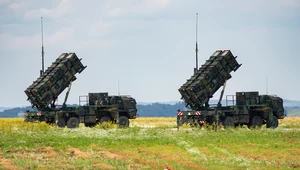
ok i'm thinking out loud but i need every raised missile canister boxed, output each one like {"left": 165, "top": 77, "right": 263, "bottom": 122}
{"left": 25, "top": 53, "right": 86, "bottom": 109}
{"left": 178, "top": 50, "right": 241, "bottom": 109}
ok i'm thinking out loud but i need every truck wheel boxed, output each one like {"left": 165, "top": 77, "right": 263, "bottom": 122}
{"left": 249, "top": 116, "right": 263, "bottom": 128}
{"left": 223, "top": 117, "right": 234, "bottom": 128}
{"left": 266, "top": 116, "right": 278, "bottom": 129}
{"left": 67, "top": 117, "right": 79, "bottom": 129}
{"left": 99, "top": 116, "right": 111, "bottom": 124}
{"left": 119, "top": 116, "right": 130, "bottom": 127}
{"left": 57, "top": 118, "right": 66, "bottom": 128}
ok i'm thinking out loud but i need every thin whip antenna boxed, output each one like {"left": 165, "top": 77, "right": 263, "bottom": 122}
{"left": 195, "top": 13, "right": 199, "bottom": 71}
{"left": 41, "top": 17, "right": 45, "bottom": 74}
{"left": 118, "top": 77, "right": 120, "bottom": 95}
{"left": 266, "top": 76, "right": 268, "bottom": 95}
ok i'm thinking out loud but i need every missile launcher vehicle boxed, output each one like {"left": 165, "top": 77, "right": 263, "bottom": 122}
{"left": 177, "top": 50, "right": 285, "bottom": 129}
{"left": 24, "top": 53, "right": 137, "bottom": 128}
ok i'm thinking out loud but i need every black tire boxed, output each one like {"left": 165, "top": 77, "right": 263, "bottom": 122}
{"left": 266, "top": 116, "right": 279, "bottom": 129}
{"left": 119, "top": 116, "right": 130, "bottom": 127}
{"left": 249, "top": 116, "right": 263, "bottom": 129}
{"left": 99, "top": 116, "right": 111, "bottom": 124}
{"left": 57, "top": 118, "right": 66, "bottom": 128}
{"left": 235, "top": 123, "right": 243, "bottom": 128}
{"left": 223, "top": 116, "right": 234, "bottom": 129}
{"left": 67, "top": 117, "right": 79, "bottom": 129}
{"left": 84, "top": 123, "right": 96, "bottom": 128}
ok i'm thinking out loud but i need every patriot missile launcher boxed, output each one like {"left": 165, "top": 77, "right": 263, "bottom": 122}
{"left": 177, "top": 50, "right": 284, "bottom": 129}
{"left": 24, "top": 53, "right": 137, "bottom": 128}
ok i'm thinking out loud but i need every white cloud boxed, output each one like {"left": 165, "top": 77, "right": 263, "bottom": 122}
{"left": 9, "top": 2, "right": 25, "bottom": 9}
{"left": 279, "top": 0, "right": 300, "bottom": 6}
{"left": 24, "top": 0, "right": 72, "bottom": 20}
{"left": 0, "top": 33, "right": 40, "bottom": 50}
{"left": 0, "top": 27, "right": 75, "bottom": 51}
{"left": 89, "top": 20, "right": 111, "bottom": 36}
{"left": 48, "top": 27, "right": 74, "bottom": 43}
{"left": 145, "top": 0, "right": 172, "bottom": 11}
{"left": 103, "top": 0, "right": 172, "bottom": 18}
{"left": 107, "top": 7, "right": 121, "bottom": 17}
{"left": 152, "top": 0, "right": 171, "bottom": 6}
{"left": 0, "top": 0, "right": 10, "bottom": 5}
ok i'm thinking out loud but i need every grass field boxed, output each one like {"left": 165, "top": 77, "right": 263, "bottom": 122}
{"left": 0, "top": 117, "right": 300, "bottom": 170}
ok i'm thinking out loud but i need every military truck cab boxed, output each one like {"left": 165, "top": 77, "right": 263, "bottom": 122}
{"left": 79, "top": 92, "right": 138, "bottom": 127}
{"left": 235, "top": 92, "right": 284, "bottom": 128}
{"left": 259, "top": 95, "right": 285, "bottom": 119}
{"left": 109, "top": 95, "right": 137, "bottom": 119}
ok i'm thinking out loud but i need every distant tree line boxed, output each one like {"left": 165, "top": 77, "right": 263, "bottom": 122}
{"left": 0, "top": 103, "right": 299, "bottom": 118}
{"left": 284, "top": 107, "right": 300, "bottom": 117}
{"left": 136, "top": 102, "right": 186, "bottom": 117}
{"left": 0, "top": 106, "right": 34, "bottom": 118}
{"left": 0, "top": 102, "right": 186, "bottom": 118}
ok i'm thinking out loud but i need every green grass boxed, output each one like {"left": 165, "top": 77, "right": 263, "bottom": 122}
{"left": 0, "top": 118, "right": 300, "bottom": 169}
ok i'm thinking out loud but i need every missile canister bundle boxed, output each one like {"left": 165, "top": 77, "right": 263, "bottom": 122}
{"left": 25, "top": 53, "right": 86, "bottom": 109}
{"left": 178, "top": 50, "right": 241, "bottom": 109}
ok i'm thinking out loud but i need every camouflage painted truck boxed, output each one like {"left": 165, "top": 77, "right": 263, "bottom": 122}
{"left": 177, "top": 50, "right": 285, "bottom": 129}
{"left": 24, "top": 53, "right": 137, "bottom": 128}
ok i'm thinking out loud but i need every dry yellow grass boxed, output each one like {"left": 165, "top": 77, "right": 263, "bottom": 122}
{"left": 280, "top": 117, "right": 300, "bottom": 123}
{"left": 133, "top": 117, "right": 176, "bottom": 123}
{"left": 0, "top": 118, "right": 53, "bottom": 132}
{"left": 130, "top": 117, "right": 177, "bottom": 128}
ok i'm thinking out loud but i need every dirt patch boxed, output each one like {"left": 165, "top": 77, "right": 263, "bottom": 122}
{"left": 142, "top": 147, "right": 207, "bottom": 169}
{"left": 289, "top": 163, "right": 300, "bottom": 169}
{"left": 67, "top": 147, "right": 90, "bottom": 158}
{"left": 56, "top": 162, "right": 77, "bottom": 169}
{"left": 117, "top": 149, "right": 156, "bottom": 164}
{"left": 239, "top": 153, "right": 275, "bottom": 163}
{"left": 128, "top": 163, "right": 144, "bottom": 169}
{"left": 92, "top": 162, "right": 115, "bottom": 169}
{"left": 97, "top": 149, "right": 119, "bottom": 159}
{"left": 6, "top": 147, "right": 58, "bottom": 160}
{"left": 0, "top": 159, "right": 21, "bottom": 170}
{"left": 6, "top": 149, "right": 26, "bottom": 154}
{"left": 37, "top": 146, "right": 58, "bottom": 159}
{"left": 0, "top": 151, "right": 21, "bottom": 170}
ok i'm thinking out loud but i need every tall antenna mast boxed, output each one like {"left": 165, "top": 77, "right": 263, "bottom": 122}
{"left": 41, "top": 17, "right": 45, "bottom": 76}
{"left": 195, "top": 13, "right": 199, "bottom": 73}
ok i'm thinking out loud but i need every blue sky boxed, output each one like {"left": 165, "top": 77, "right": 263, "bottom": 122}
{"left": 0, "top": 0, "right": 300, "bottom": 107}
